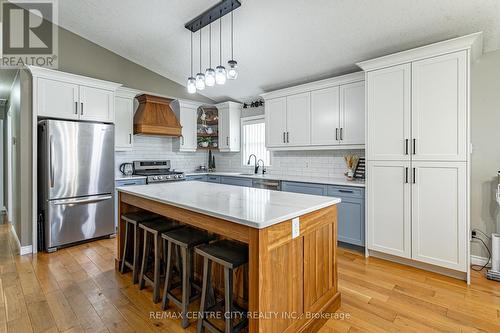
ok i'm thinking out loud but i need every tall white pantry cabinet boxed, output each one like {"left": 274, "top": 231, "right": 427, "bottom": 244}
{"left": 358, "top": 33, "right": 483, "bottom": 281}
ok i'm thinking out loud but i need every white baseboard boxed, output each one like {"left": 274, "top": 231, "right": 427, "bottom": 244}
{"left": 470, "top": 254, "right": 491, "bottom": 267}
{"left": 9, "top": 224, "right": 33, "bottom": 256}
{"left": 20, "top": 245, "right": 33, "bottom": 256}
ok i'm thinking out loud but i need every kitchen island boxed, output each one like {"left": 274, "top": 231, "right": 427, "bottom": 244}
{"left": 117, "top": 181, "right": 341, "bottom": 333}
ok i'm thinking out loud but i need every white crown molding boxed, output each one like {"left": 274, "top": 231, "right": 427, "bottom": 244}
{"left": 260, "top": 71, "right": 365, "bottom": 100}
{"left": 115, "top": 86, "right": 141, "bottom": 99}
{"left": 173, "top": 99, "right": 205, "bottom": 109}
{"left": 25, "top": 65, "right": 122, "bottom": 91}
{"left": 357, "top": 32, "right": 483, "bottom": 71}
{"left": 215, "top": 101, "right": 243, "bottom": 109}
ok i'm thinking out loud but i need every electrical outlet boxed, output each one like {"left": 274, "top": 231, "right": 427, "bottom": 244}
{"left": 292, "top": 218, "right": 300, "bottom": 239}
{"left": 472, "top": 230, "right": 477, "bottom": 237}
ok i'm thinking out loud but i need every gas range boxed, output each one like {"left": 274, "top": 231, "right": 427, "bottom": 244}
{"left": 132, "top": 160, "right": 185, "bottom": 184}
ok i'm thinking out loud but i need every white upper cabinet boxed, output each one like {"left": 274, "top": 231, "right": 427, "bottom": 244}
{"left": 311, "top": 87, "right": 340, "bottom": 145}
{"left": 37, "top": 78, "right": 79, "bottom": 120}
{"left": 340, "top": 81, "right": 365, "bottom": 145}
{"left": 411, "top": 162, "right": 466, "bottom": 271}
{"left": 171, "top": 99, "right": 201, "bottom": 152}
{"left": 217, "top": 102, "right": 242, "bottom": 152}
{"left": 262, "top": 72, "right": 365, "bottom": 150}
{"left": 366, "top": 64, "right": 411, "bottom": 161}
{"left": 79, "top": 86, "right": 114, "bottom": 122}
{"left": 411, "top": 51, "right": 467, "bottom": 161}
{"left": 265, "top": 97, "right": 287, "bottom": 147}
{"left": 286, "top": 92, "right": 311, "bottom": 146}
{"left": 115, "top": 88, "right": 139, "bottom": 151}
{"left": 30, "top": 66, "right": 121, "bottom": 123}
{"left": 367, "top": 161, "right": 411, "bottom": 258}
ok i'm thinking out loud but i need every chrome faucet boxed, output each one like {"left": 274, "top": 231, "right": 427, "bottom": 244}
{"left": 257, "top": 159, "right": 266, "bottom": 174}
{"left": 247, "top": 154, "right": 259, "bottom": 174}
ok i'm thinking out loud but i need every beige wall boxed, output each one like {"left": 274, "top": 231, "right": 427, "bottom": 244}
{"left": 470, "top": 49, "right": 500, "bottom": 258}
{"left": 57, "top": 27, "right": 213, "bottom": 104}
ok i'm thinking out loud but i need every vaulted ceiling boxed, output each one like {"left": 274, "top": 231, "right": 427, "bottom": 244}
{"left": 31, "top": 1, "right": 500, "bottom": 102}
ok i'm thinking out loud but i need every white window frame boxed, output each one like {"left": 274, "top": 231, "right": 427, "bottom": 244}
{"left": 240, "top": 115, "right": 271, "bottom": 167}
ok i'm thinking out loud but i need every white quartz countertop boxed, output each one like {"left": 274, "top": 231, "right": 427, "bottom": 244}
{"left": 115, "top": 175, "right": 147, "bottom": 181}
{"left": 117, "top": 181, "right": 341, "bottom": 229}
{"left": 185, "top": 172, "right": 365, "bottom": 188}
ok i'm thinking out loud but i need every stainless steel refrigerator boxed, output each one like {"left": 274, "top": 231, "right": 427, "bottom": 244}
{"left": 38, "top": 119, "right": 115, "bottom": 252}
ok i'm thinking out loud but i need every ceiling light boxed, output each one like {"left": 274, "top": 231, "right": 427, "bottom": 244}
{"left": 187, "top": 32, "right": 196, "bottom": 94}
{"left": 205, "top": 23, "right": 215, "bottom": 87}
{"left": 227, "top": 10, "right": 238, "bottom": 80}
{"left": 215, "top": 16, "right": 226, "bottom": 85}
{"left": 195, "top": 30, "right": 205, "bottom": 90}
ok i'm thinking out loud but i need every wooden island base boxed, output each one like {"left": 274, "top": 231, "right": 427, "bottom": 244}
{"left": 118, "top": 192, "right": 340, "bottom": 333}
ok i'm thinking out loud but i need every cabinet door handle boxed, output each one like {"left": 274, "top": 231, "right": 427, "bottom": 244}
{"left": 336, "top": 128, "right": 339, "bottom": 141}
{"left": 75, "top": 102, "right": 78, "bottom": 115}
{"left": 340, "top": 128, "right": 343, "bottom": 140}
{"left": 412, "top": 167, "right": 416, "bottom": 184}
{"left": 81, "top": 102, "right": 84, "bottom": 115}
{"left": 405, "top": 167, "right": 408, "bottom": 183}
{"left": 226, "top": 136, "right": 229, "bottom": 146}
{"left": 286, "top": 132, "right": 289, "bottom": 143}
{"left": 405, "top": 139, "right": 409, "bottom": 155}
{"left": 181, "top": 135, "right": 184, "bottom": 146}
{"left": 412, "top": 138, "right": 416, "bottom": 155}
{"left": 129, "top": 134, "right": 132, "bottom": 144}
{"left": 283, "top": 132, "right": 286, "bottom": 143}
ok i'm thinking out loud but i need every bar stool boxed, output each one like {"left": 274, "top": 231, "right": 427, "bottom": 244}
{"left": 161, "top": 227, "right": 216, "bottom": 328}
{"left": 196, "top": 239, "right": 249, "bottom": 333}
{"left": 120, "top": 211, "right": 161, "bottom": 284}
{"left": 138, "top": 218, "right": 181, "bottom": 303}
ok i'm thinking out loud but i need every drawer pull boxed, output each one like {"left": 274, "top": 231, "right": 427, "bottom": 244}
{"left": 338, "top": 189, "right": 354, "bottom": 193}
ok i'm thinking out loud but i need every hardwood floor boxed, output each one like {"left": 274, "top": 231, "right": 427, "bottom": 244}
{"left": 0, "top": 223, "right": 499, "bottom": 333}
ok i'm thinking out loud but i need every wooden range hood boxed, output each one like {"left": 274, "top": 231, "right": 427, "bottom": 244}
{"left": 133, "top": 94, "right": 182, "bottom": 136}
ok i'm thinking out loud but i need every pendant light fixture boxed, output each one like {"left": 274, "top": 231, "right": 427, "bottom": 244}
{"left": 195, "top": 30, "right": 206, "bottom": 90}
{"left": 185, "top": 0, "right": 241, "bottom": 91}
{"left": 227, "top": 8, "right": 238, "bottom": 80}
{"left": 186, "top": 31, "right": 196, "bottom": 94}
{"left": 215, "top": 13, "right": 227, "bottom": 85}
{"left": 204, "top": 23, "right": 216, "bottom": 87}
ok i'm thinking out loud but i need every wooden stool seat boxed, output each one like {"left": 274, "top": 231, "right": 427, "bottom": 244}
{"left": 161, "top": 227, "right": 216, "bottom": 328}
{"left": 196, "top": 240, "right": 249, "bottom": 333}
{"left": 139, "top": 218, "right": 182, "bottom": 303}
{"left": 120, "top": 211, "right": 163, "bottom": 283}
{"left": 195, "top": 239, "right": 249, "bottom": 270}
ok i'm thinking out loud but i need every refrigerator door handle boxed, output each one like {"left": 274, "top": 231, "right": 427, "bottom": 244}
{"left": 49, "top": 135, "right": 54, "bottom": 188}
{"left": 52, "top": 194, "right": 113, "bottom": 206}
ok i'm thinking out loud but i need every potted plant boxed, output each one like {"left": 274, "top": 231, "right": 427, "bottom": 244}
{"left": 198, "top": 137, "right": 212, "bottom": 148}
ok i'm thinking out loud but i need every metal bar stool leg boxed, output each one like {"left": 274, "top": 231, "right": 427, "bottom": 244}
{"left": 181, "top": 246, "right": 191, "bottom": 328}
{"left": 132, "top": 224, "right": 142, "bottom": 284}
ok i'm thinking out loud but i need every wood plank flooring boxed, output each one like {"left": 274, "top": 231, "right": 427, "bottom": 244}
{"left": 0, "top": 223, "right": 499, "bottom": 333}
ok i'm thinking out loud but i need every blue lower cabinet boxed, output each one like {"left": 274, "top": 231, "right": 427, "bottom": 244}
{"left": 186, "top": 175, "right": 208, "bottom": 181}
{"left": 220, "top": 176, "right": 254, "bottom": 187}
{"left": 327, "top": 185, "right": 365, "bottom": 247}
{"left": 280, "top": 181, "right": 327, "bottom": 196}
{"left": 115, "top": 178, "right": 147, "bottom": 232}
{"left": 206, "top": 175, "right": 221, "bottom": 183}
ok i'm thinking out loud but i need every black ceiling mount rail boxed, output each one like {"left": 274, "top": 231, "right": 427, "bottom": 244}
{"left": 184, "top": 0, "right": 241, "bottom": 33}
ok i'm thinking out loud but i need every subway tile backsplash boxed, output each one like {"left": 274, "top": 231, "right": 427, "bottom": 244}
{"left": 115, "top": 136, "right": 207, "bottom": 176}
{"left": 116, "top": 135, "right": 364, "bottom": 180}
{"left": 214, "top": 149, "right": 365, "bottom": 178}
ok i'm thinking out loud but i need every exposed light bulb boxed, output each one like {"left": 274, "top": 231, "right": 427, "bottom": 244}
{"left": 205, "top": 68, "right": 216, "bottom": 87}
{"left": 227, "top": 60, "right": 238, "bottom": 80}
{"left": 187, "top": 77, "right": 196, "bottom": 94}
{"left": 195, "top": 73, "right": 206, "bottom": 90}
{"left": 215, "top": 65, "right": 226, "bottom": 85}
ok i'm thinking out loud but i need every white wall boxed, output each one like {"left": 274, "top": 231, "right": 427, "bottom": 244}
{"left": 470, "top": 49, "right": 500, "bottom": 258}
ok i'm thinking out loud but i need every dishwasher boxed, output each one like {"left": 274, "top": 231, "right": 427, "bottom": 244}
{"left": 253, "top": 179, "right": 281, "bottom": 191}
